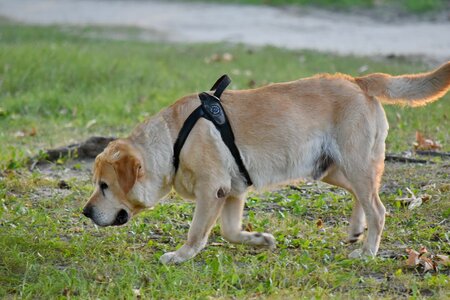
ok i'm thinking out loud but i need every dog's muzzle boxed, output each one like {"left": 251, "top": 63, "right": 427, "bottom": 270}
{"left": 82, "top": 206, "right": 129, "bottom": 226}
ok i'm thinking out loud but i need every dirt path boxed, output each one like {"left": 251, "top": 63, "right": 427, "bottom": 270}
{"left": 1, "top": 0, "right": 450, "bottom": 60}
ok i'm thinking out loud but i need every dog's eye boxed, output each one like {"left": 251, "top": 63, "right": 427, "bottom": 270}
{"left": 100, "top": 182, "right": 108, "bottom": 190}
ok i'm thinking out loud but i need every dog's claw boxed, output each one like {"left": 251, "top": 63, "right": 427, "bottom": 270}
{"left": 160, "top": 251, "right": 183, "bottom": 264}
{"left": 262, "top": 233, "right": 276, "bottom": 250}
{"left": 348, "top": 248, "right": 376, "bottom": 259}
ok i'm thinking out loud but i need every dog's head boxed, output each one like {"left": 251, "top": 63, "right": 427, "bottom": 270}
{"left": 82, "top": 139, "right": 147, "bottom": 227}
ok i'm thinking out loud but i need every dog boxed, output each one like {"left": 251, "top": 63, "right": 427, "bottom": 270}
{"left": 83, "top": 62, "right": 450, "bottom": 264}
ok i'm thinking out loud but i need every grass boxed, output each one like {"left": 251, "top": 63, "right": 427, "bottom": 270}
{"left": 187, "top": 0, "right": 448, "bottom": 13}
{"left": 0, "top": 22, "right": 449, "bottom": 299}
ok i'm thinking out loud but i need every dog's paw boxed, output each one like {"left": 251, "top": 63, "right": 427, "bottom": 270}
{"left": 348, "top": 248, "right": 376, "bottom": 259}
{"left": 345, "top": 232, "right": 364, "bottom": 244}
{"left": 159, "top": 251, "right": 186, "bottom": 264}
{"left": 260, "top": 233, "right": 276, "bottom": 250}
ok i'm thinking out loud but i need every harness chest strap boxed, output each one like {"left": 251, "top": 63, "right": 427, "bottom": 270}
{"left": 172, "top": 75, "right": 253, "bottom": 186}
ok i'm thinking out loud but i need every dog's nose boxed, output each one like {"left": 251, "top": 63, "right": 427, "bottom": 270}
{"left": 113, "top": 209, "right": 129, "bottom": 226}
{"left": 82, "top": 205, "right": 94, "bottom": 219}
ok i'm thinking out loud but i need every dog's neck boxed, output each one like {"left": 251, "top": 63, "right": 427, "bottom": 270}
{"left": 128, "top": 113, "right": 175, "bottom": 207}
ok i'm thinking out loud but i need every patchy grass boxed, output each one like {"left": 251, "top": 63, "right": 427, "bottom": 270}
{"left": 1, "top": 161, "right": 449, "bottom": 299}
{"left": 185, "top": 0, "right": 448, "bottom": 14}
{"left": 0, "top": 22, "right": 449, "bottom": 299}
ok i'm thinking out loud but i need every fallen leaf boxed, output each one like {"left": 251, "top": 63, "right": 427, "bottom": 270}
{"left": 408, "top": 197, "right": 422, "bottom": 210}
{"left": 358, "top": 64, "right": 369, "bottom": 73}
{"left": 245, "top": 223, "right": 253, "bottom": 232}
{"left": 14, "top": 127, "right": 37, "bottom": 138}
{"left": 210, "top": 242, "right": 226, "bottom": 247}
{"left": 248, "top": 79, "right": 256, "bottom": 88}
{"left": 421, "top": 194, "right": 431, "bottom": 203}
{"left": 71, "top": 227, "right": 82, "bottom": 233}
{"left": 406, "top": 248, "right": 420, "bottom": 267}
{"left": 396, "top": 188, "right": 430, "bottom": 210}
{"left": 405, "top": 247, "right": 448, "bottom": 273}
{"left": 421, "top": 257, "right": 437, "bottom": 272}
{"left": 316, "top": 219, "right": 324, "bottom": 229}
{"left": 222, "top": 52, "right": 233, "bottom": 62}
{"left": 204, "top": 53, "right": 234, "bottom": 64}
{"left": 85, "top": 119, "right": 97, "bottom": 129}
{"left": 435, "top": 254, "right": 450, "bottom": 266}
{"left": 132, "top": 288, "right": 141, "bottom": 299}
{"left": 29, "top": 127, "right": 37, "bottom": 136}
{"left": 419, "top": 246, "right": 428, "bottom": 256}
{"left": 414, "top": 131, "right": 442, "bottom": 151}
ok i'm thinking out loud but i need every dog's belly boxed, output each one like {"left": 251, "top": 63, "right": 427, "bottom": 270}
{"left": 241, "top": 132, "right": 338, "bottom": 189}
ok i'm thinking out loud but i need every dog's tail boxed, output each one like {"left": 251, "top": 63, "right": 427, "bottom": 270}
{"left": 355, "top": 61, "right": 450, "bottom": 107}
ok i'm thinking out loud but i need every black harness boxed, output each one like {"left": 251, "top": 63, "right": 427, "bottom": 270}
{"left": 173, "top": 75, "right": 253, "bottom": 186}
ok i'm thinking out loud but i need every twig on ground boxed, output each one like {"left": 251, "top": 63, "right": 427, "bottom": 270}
{"left": 415, "top": 151, "right": 450, "bottom": 158}
{"left": 385, "top": 154, "right": 432, "bottom": 164}
{"left": 32, "top": 136, "right": 116, "bottom": 168}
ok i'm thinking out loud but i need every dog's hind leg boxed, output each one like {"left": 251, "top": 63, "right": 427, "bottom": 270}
{"left": 220, "top": 194, "right": 276, "bottom": 249}
{"left": 322, "top": 167, "right": 366, "bottom": 243}
{"left": 159, "top": 194, "right": 225, "bottom": 264}
{"left": 346, "top": 162, "right": 386, "bottom": 258}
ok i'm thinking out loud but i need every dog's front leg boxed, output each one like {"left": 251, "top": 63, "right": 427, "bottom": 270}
{"left": 160, "top": 195, "right": 225, "bottom": 264}
{"left": 221, "top": 194, "right": 276, "bottom": 249}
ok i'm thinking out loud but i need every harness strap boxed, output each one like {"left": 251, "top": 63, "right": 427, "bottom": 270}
{"left": 172, "top": 75, "right": 253, "bottom": 186}
{"left": 210, "top": 74, "right": 231, "bottom": 98}
{"left": 199, "top": 92, "right": 253, "bottom": 186}
{"left": 173, "top": 106, "right": 204, "bottom": 172}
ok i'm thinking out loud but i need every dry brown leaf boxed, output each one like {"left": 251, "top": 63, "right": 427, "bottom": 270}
{"left": 421, "top": 257, "right": 437, "bottom": 272}
{"left": 421, "top": 194, "right": 431, "bottom": 203}
{"left": 245, "top": 223, "right": 253, "bottom": 232}
{"left": 29, "top": 127, "right": 37, "bottom": 136}
{"left": 396, "top": 188, "right": 431, "bottom": 210}
{"left": 405, "top": 247, "right": 449, "bottom": 273}
{"left": 204, "top": 53, "right": 234, "bottom": 64}
{"left": 248, "top": 79, "right": 256, "bottom": 88}
{"left": 414, "top": 131, "right": 442, "bottom": 151}
{"left": 435, "top": 255, "right": 450, "bottom": 266}
{"left": 406, "top": 248, "right": 420, "bottom": 267}
{"left": 316, "top": 219, "right": 324, "bottom": 229}
{"left": 222, "top": 52, "right": 233, "bottom": 62}
{"left": 14, "top": 127, "right": 37, "bottom": 138}
{"left": 419, "top": 246, "right": 428, "bottom": 257}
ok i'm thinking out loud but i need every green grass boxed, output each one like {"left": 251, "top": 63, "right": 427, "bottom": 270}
{"left": 0, "top": 22, "right": 449, "bottom": 299}
{"left": 188, "top": 0, "right": 447, "bottom": 13}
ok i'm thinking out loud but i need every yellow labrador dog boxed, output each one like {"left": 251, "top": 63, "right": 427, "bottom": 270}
{"left": 83, "top": 62, "right": 450, "bottom": 264}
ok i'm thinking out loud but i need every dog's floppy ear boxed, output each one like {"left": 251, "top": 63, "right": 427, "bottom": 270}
{"left": 113, "top": 153, "right": 144, "bottom": 195}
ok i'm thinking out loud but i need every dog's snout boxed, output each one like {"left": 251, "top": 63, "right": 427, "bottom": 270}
{"left": 82, "top": 205, "right": 94, "bottom": 219}
{"left": 112, "top": 209, "right": 129, "bottom": 226}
